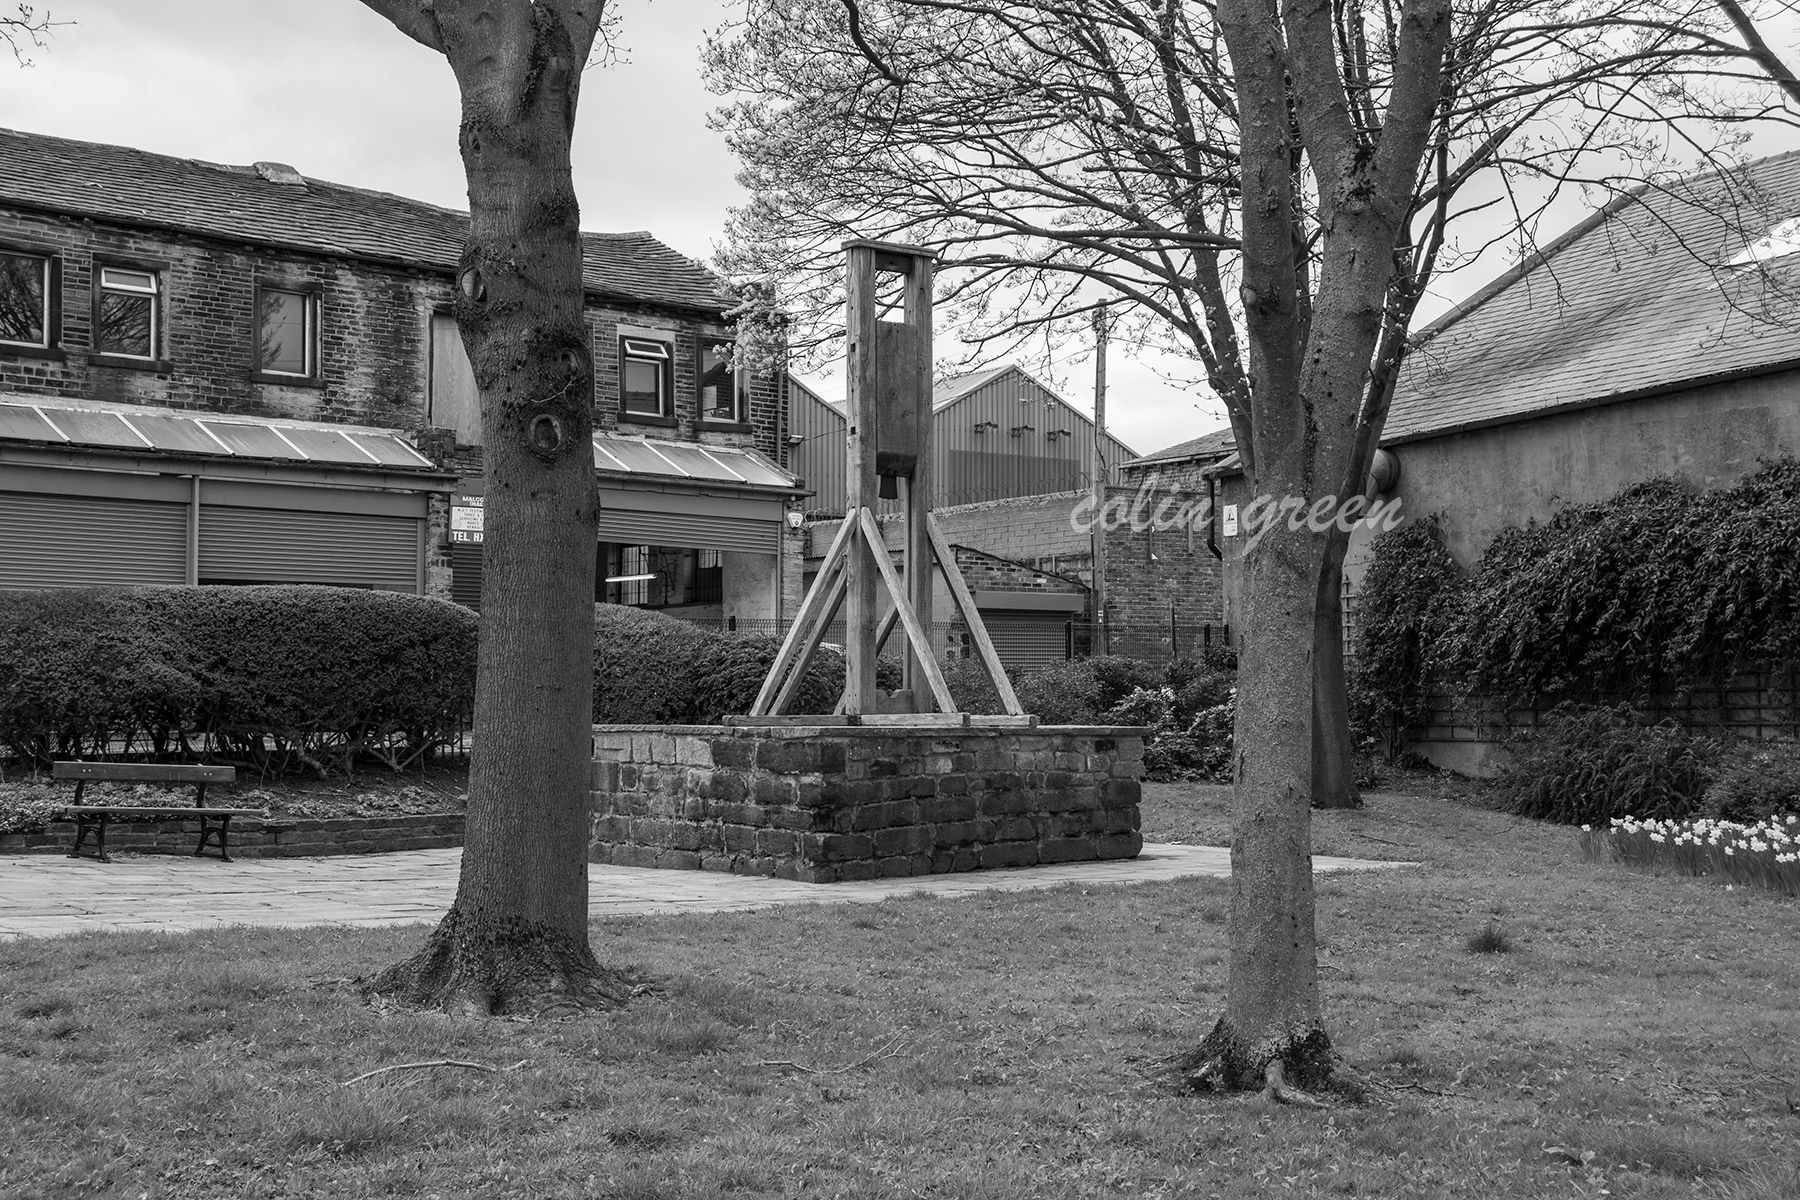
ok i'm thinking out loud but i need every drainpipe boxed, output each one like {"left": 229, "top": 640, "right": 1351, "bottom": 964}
{"left": 1205, "top": 473, "right": 1222, "bottom": 560}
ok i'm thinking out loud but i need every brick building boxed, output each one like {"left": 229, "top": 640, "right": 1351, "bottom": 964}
{"left": 0, "top": 127, "right": 803, "bottom": 620}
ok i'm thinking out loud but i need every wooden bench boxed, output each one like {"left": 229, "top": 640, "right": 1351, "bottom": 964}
{"left": 52, "top": 762, "right": 261, "bottom": 863}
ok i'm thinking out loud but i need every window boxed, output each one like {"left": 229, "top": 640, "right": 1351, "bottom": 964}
{"left": 95, "top": 266, "right": 159, "bottom": 359}
{"left": 255, "top": 284, "right": 319, "bottom": 379}
{"left": 0, "top": 250, "right": 50, "bottom": 348}
{"left": 600, "top": 545, "right": 719, "bottom": 607}
{"left": 620, "top": 336, "right": 672, "bottom": 418}
{"left": 699, "top": 338, "right": 746, "bottom": 424}
{"left": 428, "top": 312, "right": 482, "bottom": 445}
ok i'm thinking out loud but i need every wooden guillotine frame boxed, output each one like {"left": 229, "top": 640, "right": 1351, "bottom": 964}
{"left": 750, "top": 240, "right": 1024, "bottom": 719}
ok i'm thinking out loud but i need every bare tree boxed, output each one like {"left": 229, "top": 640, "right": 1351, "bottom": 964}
{"left": 707, "top": 0, "right": 1796, "bottom": 1093}
{"left": 356, "top": 0, "right": 626, "bottom": 1015}
{"left": 2, "top": 4, "right": 62, "bottom": 65}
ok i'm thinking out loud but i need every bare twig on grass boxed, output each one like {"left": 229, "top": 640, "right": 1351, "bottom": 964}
{"left": 760, "top": 1034, "right": 907, "bottom": 1075}
{"left": 342, "top": 1058, "right": 527, "bottom": 1086}
{"left": 1375, "top": 1079, "right": 1462, "bottom": 1098}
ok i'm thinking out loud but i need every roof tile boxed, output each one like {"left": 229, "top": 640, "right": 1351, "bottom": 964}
{"left": 0, "top": 127, "right": 731, "bottom": 314}
{"left": 1388, "top": 151, "right": 1800, "bottom": 442}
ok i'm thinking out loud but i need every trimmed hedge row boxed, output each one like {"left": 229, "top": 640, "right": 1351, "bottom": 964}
{"left": 0, "top": 586, "right": 477, "bottom": 773}
{"left": 592, "top": 604, "right": 842, "bottom": 723}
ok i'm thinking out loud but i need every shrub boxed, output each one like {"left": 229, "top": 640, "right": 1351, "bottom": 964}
{"left": 690, "top": 635, "right": 841, "bottom": 721}
{"left": 0, "top": 590, "right": 197, "bottom": 764}
{"left": 1702, "top": 738, "right": 1800, "bottom": 823}
{"left": 593, "top": 604, "right": 717, "bottom": 724}
{"left": 0, "top": 586, "right": 477, "bottom": 773}
{"left": 1167, "top": 652, "right": 1237, "bottom": 725}
{"left": 1436, "top": 458, "right": 1800, "bottom": 707}
{"left": 170, "top": 587, "right": 476, "bottom": 772}
{"left": 594, "top": 606, "right": 846, "bottom": 723}
{"left": 941, "top": 657, "right": 1004, "bottom": 715}
{"left": 1106, "top": 686, "right": 1174, "bottom": 730}
{"left": 1105, "top": 684, "right": 1234, "bottom": 781}
{"left": 1350, "top": 516, "right": 1464, "bottom": 758}
{"left": 1015, "top": 659, "right": 1105, "bottom": 724}
{"left": 1085, "top": 656, "right": 1164, "bottom": 712}
{"left": 0, "top": 781, "right": 61, "bottom": 834}
{"left": 1492, "top": 703, "right": 1718, "bottom": 826}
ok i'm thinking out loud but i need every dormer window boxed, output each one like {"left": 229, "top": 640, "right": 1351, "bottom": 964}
{"left": 1726, "top": 217, "right": 1800, "bottom": 268}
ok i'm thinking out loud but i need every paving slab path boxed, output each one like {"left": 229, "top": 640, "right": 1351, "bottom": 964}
{"left": 0, "top": 843, "right": 1411, "bottom": 939}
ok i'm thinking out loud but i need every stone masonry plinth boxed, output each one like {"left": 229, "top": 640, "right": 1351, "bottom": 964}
{"left": 590, "top": 723, "right": 1145, "bottom": 883}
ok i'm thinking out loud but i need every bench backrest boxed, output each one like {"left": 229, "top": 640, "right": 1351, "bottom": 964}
{"left": 53, "top": 762, "right": 237, "bottom": 784}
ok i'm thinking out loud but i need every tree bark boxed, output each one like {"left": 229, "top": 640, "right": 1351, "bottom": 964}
{"left": 360, "top": 0, "right": 626, "bottom": 1015}
{"left": 1188, "top": 508, "right": 1336, "bottom": 1091}
{"left": 1312, "top": 538, "right": 1361, "bottom": 809}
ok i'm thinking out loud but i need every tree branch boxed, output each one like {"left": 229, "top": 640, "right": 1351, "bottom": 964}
{"left": 356, "top": 0, "right": 446, "bottom": 51}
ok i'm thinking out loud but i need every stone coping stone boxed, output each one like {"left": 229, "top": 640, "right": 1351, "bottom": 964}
{"left": 595, "top": 723, "right": 1151, "bottom": 739}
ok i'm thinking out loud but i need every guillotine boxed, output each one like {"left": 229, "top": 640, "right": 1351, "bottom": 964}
{"left": 750, "top": 240, "right": 1023, "bottom": 719}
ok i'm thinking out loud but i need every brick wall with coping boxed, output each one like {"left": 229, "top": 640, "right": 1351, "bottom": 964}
{"left": 590, "top": 723, "right": 1144, "bottom": 882}
{"left": 0, "top": 812, "right": 464, "bottom": 859}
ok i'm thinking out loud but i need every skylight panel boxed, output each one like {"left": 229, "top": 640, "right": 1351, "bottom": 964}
{"left": 1726, "top": 216, "right": 1800, "bottom": 267}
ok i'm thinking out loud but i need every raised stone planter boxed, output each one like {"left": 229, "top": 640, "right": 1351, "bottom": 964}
{"left": 590, "top": 722, "right": 1144, "bottom": 882}
{"left": 0, "top": 812, "right": 465, "bottom": 859}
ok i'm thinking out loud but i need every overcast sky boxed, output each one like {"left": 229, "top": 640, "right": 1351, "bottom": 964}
{"left": 4, "top": 2, "right": 1799, "bottom": 457}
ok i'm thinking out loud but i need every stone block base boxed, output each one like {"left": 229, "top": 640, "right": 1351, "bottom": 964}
{"left": 590, "top": 723, "right": 1144, "bottom": 882}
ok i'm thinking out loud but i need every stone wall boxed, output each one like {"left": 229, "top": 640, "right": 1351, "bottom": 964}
{"left": 0, "top": 206, "right": 436, "bottom": 425}
{"left": 0, "top": 812, "right": 464, "bottom": 859}
{"left": 591, "top": 723, "right": 1143, "bottom": 883}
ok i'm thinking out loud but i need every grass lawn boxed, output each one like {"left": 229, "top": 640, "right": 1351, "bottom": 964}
{"left": 3, "top": 781, "right": 1797, "bottom": 1199}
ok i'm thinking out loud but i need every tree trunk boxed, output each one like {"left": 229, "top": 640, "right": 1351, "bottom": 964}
{"left": 362, "top": 1, "right": 626, "bottom": 1015}
{"left": 1312, "top": 536, "right": 1361, "bottom": 809}
{"left": 1185, "top": 509, "right": 1336, "bottom": 1092}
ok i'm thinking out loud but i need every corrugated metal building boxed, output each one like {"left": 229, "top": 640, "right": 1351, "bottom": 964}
{"left": 789, "top": 363, "right": 1137, "bottom": 515}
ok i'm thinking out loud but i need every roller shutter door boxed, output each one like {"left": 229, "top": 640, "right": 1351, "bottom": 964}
{"left": 595, "top": 507, "right": 777, "bottom": 556}
{"left": 0, "top": 491, "right": 187, "bottom": 588}
{"left": 199, "top": 506, "right": 421, "bottom": 591}
{"left": 981, "top": 611, "right": 1072, "bottom": 672}
{"left": 449, "top": 542, "right": 483, "bottom": 609}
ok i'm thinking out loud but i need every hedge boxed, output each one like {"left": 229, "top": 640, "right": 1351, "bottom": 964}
{"left": 592, "top": 604, "right": 843, "bottom": 723}
{"left": 0, "top": 586, "right": 477, "bottom": 774}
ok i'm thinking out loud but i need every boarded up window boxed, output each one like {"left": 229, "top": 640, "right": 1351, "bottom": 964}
{"left": 429, "top": 314, "right": 481, "bottom": 445}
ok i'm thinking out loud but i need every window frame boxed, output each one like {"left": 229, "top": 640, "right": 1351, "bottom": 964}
{"left": 0, "top": 246, "right": 58, "bottom": 356}
{"left": 251, "top": 279, "right": 323, "bottom": 386}
{"left": 618, "top": 334, "right": 675, "bottom": 425}
{"left": 698, "top": 335, "right": 750, "bottom": 428}
{"left": 91, "top": 259, "right": 167, "bottom": 368}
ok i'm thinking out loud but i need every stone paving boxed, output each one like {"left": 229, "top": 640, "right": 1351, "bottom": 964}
{"left": 0, "top": 843, "right": 1411, "bottom": 940}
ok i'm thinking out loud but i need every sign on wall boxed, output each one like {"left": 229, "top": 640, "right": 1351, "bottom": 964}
{"left": 450, "top": 493, "right": 484, "bottom": 544}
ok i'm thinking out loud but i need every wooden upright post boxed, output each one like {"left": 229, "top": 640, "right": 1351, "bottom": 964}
{"left": 748, "top": 239, "right": 1024, "bottom": 721}
{"left": 844, "top": 239, "right": 935, "bottom": 714}
{"left": 1091, "top": 303, "right": 1109, "bottom": 656}
{"left": 901, "top": 263, "right": 935, "bottom": 705}
{"left": 844, "top": 245, "right": 882, "bottom": 714}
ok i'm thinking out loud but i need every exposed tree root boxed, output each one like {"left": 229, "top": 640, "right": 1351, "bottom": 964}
{"left": 361, "top": 903, "right": 636, "bottom": 1016}
{"left": 1263, "top": 1059, "right": 1324, "bottom": 1107}
{"left": 1178, "top": 1018, "right": 1363, "bottom": 1105}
